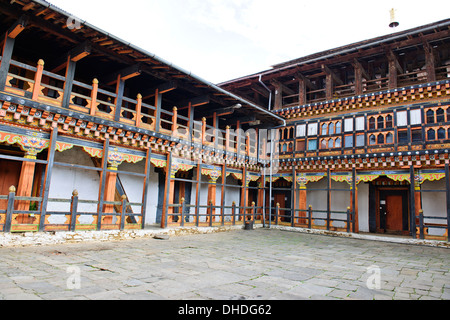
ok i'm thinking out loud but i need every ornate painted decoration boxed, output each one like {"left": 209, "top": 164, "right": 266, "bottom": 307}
{"left": 0, "top": 131, "right": 49, "bottom": 159}
{"left": 81, "top": 146, "right": 144, "bottom": 169}
{"left": 201, "top": 166, "right": 221, "bottom": 182}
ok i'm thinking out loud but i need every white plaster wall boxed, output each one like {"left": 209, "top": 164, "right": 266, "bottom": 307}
{"left": 421, "top": 179, "right": 447, "bottom": 236}
{"left": 357, "top": 183, "right": 369, "bottom": 232}
{"left": 48, "top": 147, "right": 100, "bottom": 224}
{"left": 118, "top": 161, "right": 159, "bottom": 225}
{"left": 304, "top": 178, "right": 370, "bottom": 231}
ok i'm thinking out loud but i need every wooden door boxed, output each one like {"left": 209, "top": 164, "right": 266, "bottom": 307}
{"left": 385, "top": 194, "right": 403, "bottom": 231}
{"left": 0, "top": 160, "right": 21, "bottom": 210}
{"left": 274, "top": 193, "right": 286, "bottom": 210}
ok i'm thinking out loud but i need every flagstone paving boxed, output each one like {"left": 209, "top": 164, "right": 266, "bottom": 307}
{"left": 0, "top": 229, "right": 448, "bottom": 300}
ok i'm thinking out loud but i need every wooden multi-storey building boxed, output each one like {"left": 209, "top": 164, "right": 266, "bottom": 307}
{"left": 0, "top": 0, "right": 284, "bottom": 233}
{"left": 220, "top": 18, "right": 450, "bottom": 241}
{"left": 0, "top": 0, "right": 448, "bottom": 242}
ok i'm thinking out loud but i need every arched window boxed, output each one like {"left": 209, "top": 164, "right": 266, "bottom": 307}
{"left": 377, "top": 134, "right": 384, "bottom": 144}
{"left": 386, "top": 133, "right": 393, "bottom": 144}
{"left": 321, "top": 139, "right": 328, "bottom": 149}
{"left": 321, "top": 123, "right": 328, "bottom": 136}
{"left": 438, "top": 128, "right": 446, "bottom": 140}
{"left": 369, "top": 134, "right": 376, "bottom": 145}
{"left": 288, "top": 142, "right": 293, "bottom": 152}
{"left": 436, "top": 108, "right": 445, "bottom": 123}
{"left": 377, "top": 116, "right": 384, "bottom": 129}
{"left": 329, "top": 123, "right": 335, "bottom": 135}
{"left": 282, "top": 143, "right": 287, "bottom": 152}
{"left": 335, "top": 138, "right": 341, "bottom": 148}
{"left": 334, "top": 122, "right": 340, "bottom": 134}
{"left": 328, "top": 139, "right": 334, "bottom": 149}
{"left": 426, "top": 110, "right": 435, "bottom": 124}
{"left": 369, "top": 117, "right": 376, "bottom": 130}
{"left": 386, "top": 115, "right": 393, "bottom": 128}
{"left": 427, "top": 129, "right": 436, "bottom": 140}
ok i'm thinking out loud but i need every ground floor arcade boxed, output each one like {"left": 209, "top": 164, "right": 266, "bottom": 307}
{"left": 0, "top": 126, "right": 449, "bottom": 242}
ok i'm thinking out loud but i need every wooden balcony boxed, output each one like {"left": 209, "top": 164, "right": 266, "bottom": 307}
{"left": 0, "top": 57, "right": 261, "bottom": 161}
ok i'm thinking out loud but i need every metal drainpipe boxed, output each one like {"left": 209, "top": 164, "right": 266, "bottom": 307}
{"left": 259, "top": 75, "right": 272, "bottom": 111}
{"left": 268, "top": 128, "right": 274, "bottom": 228}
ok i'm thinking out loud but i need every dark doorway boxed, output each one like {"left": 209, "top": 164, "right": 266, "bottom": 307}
{"left": 377, "top": 188, "right": 409, "bottom": 235}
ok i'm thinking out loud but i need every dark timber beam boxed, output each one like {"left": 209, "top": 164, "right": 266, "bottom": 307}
{"left": 51, "top": 41, "right": 92, "bottom": 73}
{"left": 387, "top": 50, "right": 402, "bottom": 89}
{"left": 104, "top": 64, "right": 142, "bottom": 86}
{"left": 6, "top": 15, "right": 28, "bottom": 39}
{"left": 141, "top": 81, "right": 177, "bottom": 99}
{"left": 423, "top": 40, "right": 436, "bottom": 82}
{"left": 353, "top": 59, "right": 369, "bottom": 95}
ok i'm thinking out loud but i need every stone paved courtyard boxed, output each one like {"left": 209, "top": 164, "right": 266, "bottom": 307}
{"left": 0, "top": 229, "right": 449, "bottom": 300}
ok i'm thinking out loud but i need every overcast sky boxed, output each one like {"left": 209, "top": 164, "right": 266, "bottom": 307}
{"left": 47, "top": 0, "right": 450, "bottom": 84}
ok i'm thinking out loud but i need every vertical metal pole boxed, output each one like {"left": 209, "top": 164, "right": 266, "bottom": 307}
{"left": 195, "top": 161, "right": 201, "bottom": 227}
{"left": 327, "top": 168, "right": 331, "bottom": 231}
{"left": 163, "top": 152, "right": 173, "bottom": 228}
{"left": 409, "top": 165, "right": 416, "bottom": 239}
{"left": 243, "top": 165, "right": 247, "bottom": 223}
{"left": 39, "top": 128, "right": 58, "bottom": 232}
{"left": 446, "top": 164, "right": 450, "bottom": 242}
{"left": 291, "top": 167, "right": 295, "bottom": 227}
{"left": 97, "top": 138, "right": 109, "bottom": 230}
{"left": 221, "top": 164, "right": 225, "bottom": 226}
{"left": 262, "top": 173, "right": 266, "bottom": 228}
{"left": 352, "top": 167, "right": 356, "bottom": 233}
{"left": 269, "top": 129, "right": 274, "bottom": 228}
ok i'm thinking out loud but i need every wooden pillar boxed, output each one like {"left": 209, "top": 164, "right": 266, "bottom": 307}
{"left": 140, "top": 147, "right": 152, "bottom": 229}
{"left": 414, "top": 176, "right": 422, "bottom": 236}
{"left": 225, "top": 126, "right": 230, "bottom": 152}
{"left": 325, "top": 72, "right": 333, "bottom": 100}
{"left": 201, "top": 117, "right": 206, "bottom": 144}
{"left": 257, "top": 177, "right": 265, "bottom": 221}
{"left": 135, "top": 94, "right": 142, "bottom": 127}
{"left": 0, "top": 35, "right": 15, "bottom": 91}
{"left": 97, "top": 139, "right": 110, "bottom": 230}
{"left": 32, "top": 59, "right": 45, "bottom": 100}
{"left": 350, "top": 185, "right": 359, "bottom": 233}
{"left": 298, "top": 78, "right": 306, "bottom": 105}
{"left": 240, "top": 166, "right": 248, "bottom": 221}
{"left": 89, "top": 78, "right": 99, "bottom": 116}
{"left": 62, "top": 56, "right": 77, "bottom": 108}
{"left": 154, "top": 89, "right": 162, "bottom": 132}
{"left": 387, "top": 50, "right": 401, "bottom": 90}
{"left": 409, "top": 166, "right": 417, "bottom": 238}
{"left": 298, "top": 182, "right": 307, "bottom": 225}
{"left": 171, "top": 106, "right": 178, "bottom": 134}
{"left": 273, "top": 83, "right": 283, "bottom": 110}
{"left": 39, "top": 128, "right": 58, "bottom": 232}
{"left": 423, "top": 41, "right": 436, "bottom": 82}
{"left": 354, "top": 62, "right": 363, "bottom": 96}
{"left": 162, "top": 152, "right": 174, "bottom": 228}
{"left": 207, "top": 178, "right": 217, "bottom": 222}
{"left": 188, "top": 102, "right": 194, "bottom": 143}
{"left": 102, "top": 168, "right": 117, "bottom": 225}
{"left": 114, "top": 75, "right": 125, "bottom": 121}
{"left": 16, "top": 153, "right": 36, "bottom": 223}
